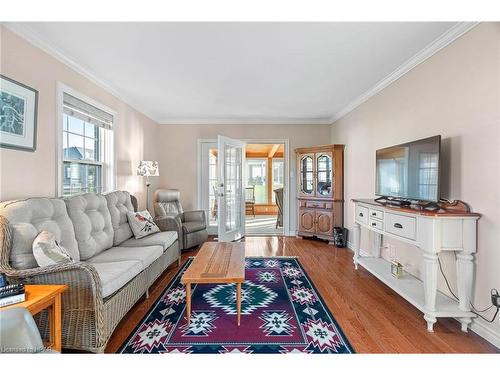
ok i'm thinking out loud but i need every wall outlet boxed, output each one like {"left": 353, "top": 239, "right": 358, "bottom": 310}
{"left": 492, "top": 289, "right": 500, "bottom": 308}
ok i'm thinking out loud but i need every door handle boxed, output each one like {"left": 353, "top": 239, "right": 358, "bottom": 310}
{"left": 371, "top": 222, "right": 377, "bottom": 226}
{"left": 359, "top": 212, "right": 364, "bottom": 217}
{"left": 394, "top": 223, "right": 403, "bottom": 229}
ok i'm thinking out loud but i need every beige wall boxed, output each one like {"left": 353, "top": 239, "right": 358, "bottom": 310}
{"left": 0, "top": 26, "right": 160, "bottom": 209}
{"left": 156, "top": 124, "right": 332, "bottom": 231}
{"left": 331, "top": 23, "right": 500, "bottom": 338}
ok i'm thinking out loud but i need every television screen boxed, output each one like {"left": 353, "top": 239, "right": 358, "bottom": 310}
{"left": 375, "top": 135, "right": 441, "bottom": 202}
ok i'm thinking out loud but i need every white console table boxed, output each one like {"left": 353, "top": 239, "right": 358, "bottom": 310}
{"left": 352, "top": 199, "right": 480, "bottom": 332}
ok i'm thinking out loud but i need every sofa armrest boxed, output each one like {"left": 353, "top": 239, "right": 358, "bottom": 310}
{"left": 183, "top": 210, "right": 206, "bottom": 224}
{"left": 154, "top": 215, "right": 183, "bottom": 247}
{"left": 3, "top": 262, "right": 104, "bottom": 313}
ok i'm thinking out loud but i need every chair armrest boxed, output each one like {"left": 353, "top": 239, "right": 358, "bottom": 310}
{"left": 154, "top": 215, "right": 183, "bottom": 246}
{"left": 183, "top": 210, "right": 206, "bottom": 223}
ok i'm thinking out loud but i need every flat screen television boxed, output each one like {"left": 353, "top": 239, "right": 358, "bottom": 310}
{"left": 375, "top": 135, "right": 441, "bottom": 203}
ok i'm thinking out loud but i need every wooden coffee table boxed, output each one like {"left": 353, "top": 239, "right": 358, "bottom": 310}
{"left": 181, "top": 242, "right": 245, "bottom": 326}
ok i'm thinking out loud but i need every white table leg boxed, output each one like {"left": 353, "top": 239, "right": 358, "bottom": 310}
{"left": 353, "top": 222, "right": 361, "bottom": 270}
{"left": 423, "top": 250, "right": 438, "bottom": 332}
{"left": 456, "top": 250, "right": 475, "bottom": 332}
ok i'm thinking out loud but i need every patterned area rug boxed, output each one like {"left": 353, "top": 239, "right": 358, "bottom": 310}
{"left": 119, "top": 257, "right": 354, "bottom": 354}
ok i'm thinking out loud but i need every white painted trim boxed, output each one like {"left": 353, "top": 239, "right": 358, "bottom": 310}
{"left": 55, "top": 82, "right": 117, "bottom": 196}
{"left": 159, "top": 118, "right": 332, "bottom": 125}
{"left": 3, "top": 22, "right": 160, "bottom": 123}
{"left": 346, "top": 241, "right": 500, "bottom": 349}
{"left": 330, "top": 22, "right": 479, "bottom": 123}
{"left": 197, "top": 138, "right": 292, "bottom": 236}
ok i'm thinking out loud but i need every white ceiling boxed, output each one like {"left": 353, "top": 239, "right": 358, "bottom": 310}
{"left": 7, "top": 22, "right": 474, "bottom": 124}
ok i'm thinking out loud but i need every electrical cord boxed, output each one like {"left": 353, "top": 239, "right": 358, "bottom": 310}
{"left": 437, "top": 254, "right": 499, "bottom": 323}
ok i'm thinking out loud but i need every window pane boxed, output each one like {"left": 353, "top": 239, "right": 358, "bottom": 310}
{"left": 84, "top": 122, "right": 96, "bottom": 138}
{"left": 84, "top": 137, "right": 97, "bottom": 161}
{"left": 246, "top": 159, "right": 267, "bottom": 204}
{"left": 67, "top": 133, "right": 84, "bottom": 160}
{"left": 63, "top": 162, "right": 102, "bottom": 196}
{"left": 68, "top": 116, "right": 84, "bottom": 135}
{"left": 63, "top": 132, "right": 68, "bottom": 158}
{"left": 272, "top": 159, "right": 284, "bottom": 203}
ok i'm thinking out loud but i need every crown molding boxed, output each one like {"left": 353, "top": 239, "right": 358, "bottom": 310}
{"left": 2, "top": 22, "right": 160, "bottom": 123}
{"left": 3, "top": 22, "right": 480, "bottom": 127}
{"left": 329, "top": 22, "right": 480, "bottom": 124}
{"left": 158, "top": 117, "right": 332, "bottom": 125}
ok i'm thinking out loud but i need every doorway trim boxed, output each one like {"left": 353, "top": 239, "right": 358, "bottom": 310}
{"left": 197, "top": 138, "right": 291, "bottom": 236}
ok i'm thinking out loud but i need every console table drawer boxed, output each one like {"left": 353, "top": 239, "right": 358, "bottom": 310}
{"left": 385, "top": 213, "right": 416, "bottom": 240}
{"left": 355, "top": 205, "right": 368, "bottom": 224}
{"left": 369, "top": 219, "right": 383, "bottom": 231}
{"left": 369, "top": 208, "right": 384, "bottom": 220}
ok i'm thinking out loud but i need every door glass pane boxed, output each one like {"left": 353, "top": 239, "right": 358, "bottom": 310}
{"left": 317, "top": 154, "right": 332, "bottom": 196}
{"left": 208, "top": 148, "right": 218, "bottom": 226}
{"left": 225, "top": 145, "right": 238, "bottom": 232}
{"left": 300, "top": 156, "right": 313, "bottom": 194}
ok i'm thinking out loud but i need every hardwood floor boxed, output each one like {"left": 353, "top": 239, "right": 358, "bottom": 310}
{"left": 105, "top": 236, "right": 499, "bottom": 353}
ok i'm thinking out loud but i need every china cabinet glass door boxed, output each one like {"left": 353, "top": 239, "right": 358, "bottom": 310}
{"left": 316, "top": 152, "right": 333, "bottom": 197}
{"left": 299, "top": 154, "right": 314, "bottom": 196}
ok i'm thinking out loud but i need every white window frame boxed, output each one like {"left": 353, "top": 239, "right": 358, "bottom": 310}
{"left": 56, "top": 82, "right": 117, "bottom": 197}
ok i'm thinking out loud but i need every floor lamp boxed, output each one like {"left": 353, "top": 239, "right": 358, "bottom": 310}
{"left": 137, "top": 161, "right": 159, "bottom": 212}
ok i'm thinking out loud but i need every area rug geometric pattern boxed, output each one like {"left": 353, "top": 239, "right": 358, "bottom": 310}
{"left": 119, "top": 257, "right": 354, "bottom": 354}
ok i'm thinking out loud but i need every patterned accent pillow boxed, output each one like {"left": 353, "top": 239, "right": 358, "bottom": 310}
{"left": 127, "top": 210, "right": 160, "bottom": 239}
{"left": 32, "top": 231, "right": 74, "bottom": 267}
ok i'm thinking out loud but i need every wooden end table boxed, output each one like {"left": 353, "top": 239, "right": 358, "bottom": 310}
{"left": 181, "top": 242, "right": 245, "bottom": 326}
{"left": 0, "top": 284, "right": 68, "bottom": 351}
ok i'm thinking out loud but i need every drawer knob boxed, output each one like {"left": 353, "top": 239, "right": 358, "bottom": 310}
{"left": 394, "top": 223, "right": 403, "bottom": 229}
{"left": 359, "top": 213, "right": 364, "bottom": 217}
{"left": 371, "top": 222, "right": 377, "bottom": 226}
{"left": 372, "top": 212, "right": 377, "bottom": 216}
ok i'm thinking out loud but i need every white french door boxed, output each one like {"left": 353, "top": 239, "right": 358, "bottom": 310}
{"left": 217, "top": 135, "right": 246, "bottom": 242}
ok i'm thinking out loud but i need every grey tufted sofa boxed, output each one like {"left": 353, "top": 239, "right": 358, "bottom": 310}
{"left": 0, "top": 191, "right": 179, "bottom": 353}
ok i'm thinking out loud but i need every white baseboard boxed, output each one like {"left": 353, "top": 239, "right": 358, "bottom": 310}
{"left": 346, "top": 242, "right": 500, "bottom": 349}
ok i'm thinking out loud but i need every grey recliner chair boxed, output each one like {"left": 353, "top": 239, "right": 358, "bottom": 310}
{"left": 153, "top": 189, "right": 208, "bottom": 250}
{"left": 0, "top": 307, "right": 56, "bottom": 353}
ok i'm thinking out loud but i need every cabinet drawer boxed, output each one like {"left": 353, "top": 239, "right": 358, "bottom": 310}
{"left": 368, "top": 219, "right": 383, "bottom": 231}
{"left": 355, "top": 205, "right": 368, "bottom": 224}
{"left": 369, "top": 208, "right": 384, "bottom": 220}
{"left": 385, "top": 213, "right": 416, "bottom": 240}
{"left": 304, "top": 201, "right": 332, "bottom": 209}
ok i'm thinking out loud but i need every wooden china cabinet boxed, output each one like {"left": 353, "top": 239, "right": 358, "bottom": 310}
{"left": 295, "top": 144, "right": 344, "bottom": 243}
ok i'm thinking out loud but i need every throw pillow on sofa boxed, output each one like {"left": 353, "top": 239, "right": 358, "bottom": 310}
{"left": 32, "top": 230, "right": 74, "bottom": 267}
{"left": 127, "top": 210, "right": 160, "bottom": 239}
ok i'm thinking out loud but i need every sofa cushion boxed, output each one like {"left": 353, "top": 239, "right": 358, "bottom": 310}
{"left": 182, "top": 221, "right": 206, "bottom": 234}
{"left": 65, "top": 194, "right": 114, "bottom": 260}
{"left": 0, "top": 198, "right": 79, "bottom": 269}
{"left": 88, "top": 245, "right": 163, "bottom": 270}
{"left": 120, "top": 230, "right": 177, "bottom": 250}
{"left": 32, "top": 230, "right": 74, "bottom": 267}
{"left": 126, "top": 210, "right": 160, "bottom": 239}
{"left": 89, "top": 260, "right": 143, "bottom": 298}
{"left": 104, "top": 191, "right": 134, "bottom": 246}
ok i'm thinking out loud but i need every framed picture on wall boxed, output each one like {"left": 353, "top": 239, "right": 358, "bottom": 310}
{"left": 0, "top": 75, "right": 38, "bottom": 151}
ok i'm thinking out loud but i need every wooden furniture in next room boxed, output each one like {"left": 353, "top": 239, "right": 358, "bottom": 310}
{"left": 0, "top": 284, "right": 68, "bottom": 352}
{"left": 296, "top": 144, "right": 344, "bottom": 243}
{"left": 245, "top": 186, "right": 256, "bottom": 217}
{"left": 352, "top": 198, "right": 480, "bottom": 332}
{"left": 181, "top": 242, "right": 246, "bottom": 326}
